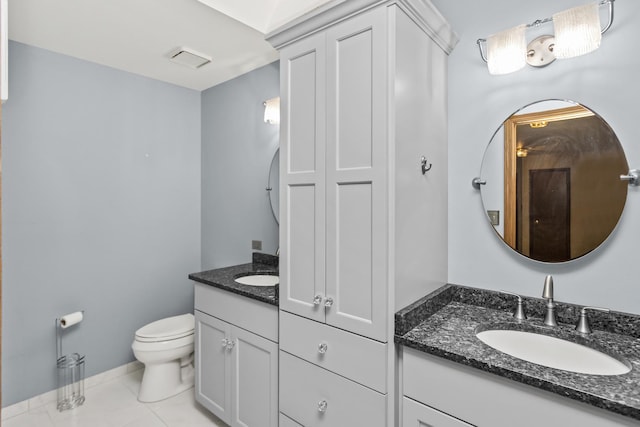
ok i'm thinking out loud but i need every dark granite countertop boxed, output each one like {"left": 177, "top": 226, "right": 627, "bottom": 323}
{"left": 395, "top": 284, "right": 640, "bottom": 421}
{"left": 188, "top": 253, "right": 279, "bottom": 306}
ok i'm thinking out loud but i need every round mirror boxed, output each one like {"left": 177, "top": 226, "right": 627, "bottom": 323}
{"left": 478, "top": 100, "right": 629, "bottom": 263}
{"left": 267, "top": 148, "right": 279, "bottom": 225}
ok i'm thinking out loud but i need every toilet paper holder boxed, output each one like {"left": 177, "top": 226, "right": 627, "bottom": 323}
{"left": 55, "top": 310, "right": 86, "bottom": 412}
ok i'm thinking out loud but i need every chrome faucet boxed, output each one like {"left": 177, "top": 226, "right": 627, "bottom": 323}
{"left": 542, "top": 275, "right": 558, "bottom": 327}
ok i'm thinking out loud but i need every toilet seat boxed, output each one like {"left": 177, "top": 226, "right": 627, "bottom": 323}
{"left": 132, "top": 333, "right": 194, "bottom": 354}
{"left": 135, "top": 313, "right": 194, "bottom": 343}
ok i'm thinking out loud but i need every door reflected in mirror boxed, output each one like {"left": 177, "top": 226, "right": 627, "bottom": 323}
{"left": 480, "top": 100, "right": 629, "bottom": 263}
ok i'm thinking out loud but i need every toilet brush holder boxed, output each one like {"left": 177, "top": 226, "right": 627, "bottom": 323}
{"left": 56, "top": 311, "right": 86, "bottom": 411}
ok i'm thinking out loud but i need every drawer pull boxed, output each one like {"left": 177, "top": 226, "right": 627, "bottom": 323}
{"left": 313, "top": 295, "right": 323, "bottom": 306}
{"left": 317, "top": 399, "right": 328, "bottom": 413}
{"left": 324, "top": 297, "right": 334, "bottom": 308}
{"left": 318, "top": 343, "right": 328, "bottom": 354}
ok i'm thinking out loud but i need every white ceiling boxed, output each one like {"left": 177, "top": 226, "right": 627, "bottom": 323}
{"left": 8, "top": 0, "right": 333, "bottom": 91}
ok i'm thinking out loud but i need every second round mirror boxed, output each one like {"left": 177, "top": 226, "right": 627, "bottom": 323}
{"left": 478, "top": 100, "right": 629, "bottom": 263}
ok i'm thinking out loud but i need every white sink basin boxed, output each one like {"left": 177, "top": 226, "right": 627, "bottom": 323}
{"left": 476, "top": 329, "right": 630, "bottom": 376}
{"left": 234, "top": 274, "right": 279, "bottom": 287}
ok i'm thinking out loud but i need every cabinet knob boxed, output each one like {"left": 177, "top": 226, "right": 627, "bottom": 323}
{"left": 318, "top": 343, "right": 328, "bottom": 354}
{"left": 226, "top": 340, "right": 235, "bottom": 351}
{"left": 313, "top": 295, "right": 323, "bottom": 306}
{"left": 317, "top": 400, "right": 328, "bottom": 413}
{"left": 324, "top": 297, "right": 334, "bottom": 308}
{"left": 221, "top": 338, "right": 229, "bottom": 348}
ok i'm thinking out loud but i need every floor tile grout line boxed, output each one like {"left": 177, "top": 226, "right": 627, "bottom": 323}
{"left": 149, "top": 407, "right": 171, "bottom": 427}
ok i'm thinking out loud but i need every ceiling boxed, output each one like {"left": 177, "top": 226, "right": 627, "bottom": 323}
{"left": 8, "top": 0, "right": 334, "bottom": 91}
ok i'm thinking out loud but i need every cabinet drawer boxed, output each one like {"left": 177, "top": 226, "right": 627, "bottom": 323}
{"left": 280, "top": 311, "right": 387, "bottom": 393}
{"left": 194, "top": 283, "right": 278, "bottom": 342}
{"left": 403, "top": 396, "right": 473, "bottom": 427}
{"left": 280, "top": 351, "right": 386, "bottom": 427}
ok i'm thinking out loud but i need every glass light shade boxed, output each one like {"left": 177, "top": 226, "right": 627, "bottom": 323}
{"left": 264, "top": 97, "right": 280, "bottom": 124}
{"left": 487, "top": 25, "right": 527, "bottom": 75}
{"left": 553, "top": 2, "right": 602, "bottom": 59}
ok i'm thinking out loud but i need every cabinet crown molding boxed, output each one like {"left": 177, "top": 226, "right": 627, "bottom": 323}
{"left": 266, "top": 0, "right": 458, "bottom": 54}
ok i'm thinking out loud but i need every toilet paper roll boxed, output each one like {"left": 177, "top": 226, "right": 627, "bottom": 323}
{"left": 60, "top": 311, "right": 83, "bottom": 329}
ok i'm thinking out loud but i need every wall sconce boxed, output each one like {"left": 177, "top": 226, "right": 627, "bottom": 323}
{"left": 477, "top": 0, "right": 615, "bottom": 75}
{"left": 264, "top": 97, "right": 280, "bottom": 125}
{"left": 516, "top": 147, "right": 528, "bottom": 158}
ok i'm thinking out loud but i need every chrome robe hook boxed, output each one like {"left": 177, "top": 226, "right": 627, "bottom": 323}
{"left": 420, "top": 156, "right": 432, "bottom": 174}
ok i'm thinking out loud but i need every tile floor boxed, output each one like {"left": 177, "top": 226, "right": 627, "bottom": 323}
{"left": 2, "top": 368, "right": 226, "bottom": 427}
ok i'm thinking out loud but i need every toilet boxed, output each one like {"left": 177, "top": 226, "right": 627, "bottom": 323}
{"left": 132, "top": 313, "right": 195, "bottom": 402}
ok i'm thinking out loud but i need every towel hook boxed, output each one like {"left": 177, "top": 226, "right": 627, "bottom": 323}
{"left": 420, "top": 156, "right": 432, "bottom": 174}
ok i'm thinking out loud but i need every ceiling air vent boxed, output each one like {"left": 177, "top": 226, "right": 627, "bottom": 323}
{"left": 169, "top": 47, "right": 212, "bottom": 69}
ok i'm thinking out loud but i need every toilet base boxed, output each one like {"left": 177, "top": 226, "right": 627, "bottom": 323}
{"left": 137, "top": 358, "right": 194, "bottom": 403}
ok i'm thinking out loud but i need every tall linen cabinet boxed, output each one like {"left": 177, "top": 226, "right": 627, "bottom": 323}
{"left": 267, "top": 1, "right": 457, "bottom": 425}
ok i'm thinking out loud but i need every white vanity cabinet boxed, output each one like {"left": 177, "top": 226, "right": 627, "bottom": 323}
{"left": 402, "top": 347, "right": 639, "bottom": 427}
{"left": 268, "top": 0, "right": 456, "bottom": 425}
{"left": 194, "top": 283, "right": 278, "bottom": 427}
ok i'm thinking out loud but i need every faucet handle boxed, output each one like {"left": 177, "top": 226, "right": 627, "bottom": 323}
{"left": 499, "top": 291, "right": 527, "bottom": 321}
{"left": 575, "top": 306, "right": 610, "bottom": 334}
{"left": 542, "top": 275, "right": 554, "bottom": 300}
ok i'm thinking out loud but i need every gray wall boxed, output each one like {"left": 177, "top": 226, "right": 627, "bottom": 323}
{"left": 2, "top": 41, "right": 201, "bottom": 405}
{"left": 201, "top": 62, "right": 279, "bottom": 269}
{"left": 432, "top": 0, "right": 640, "bottom": 314}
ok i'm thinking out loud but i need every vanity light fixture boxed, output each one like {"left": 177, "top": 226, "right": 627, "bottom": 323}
{"left": 477, "top": 0, "right": 615, "bottom": 75}
{"left": 264, "top": 97, "right": 280, "bottom": 125}
{"left": 486, "top": 24, "right": 528, "bottom": 75}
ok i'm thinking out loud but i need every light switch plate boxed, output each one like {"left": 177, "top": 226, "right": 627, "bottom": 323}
{"left": 487, "top": 210, "right": 500, "bottom": 226}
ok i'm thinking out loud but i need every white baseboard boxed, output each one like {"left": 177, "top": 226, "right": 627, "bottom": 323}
{"left": 1, "top": 360, "right": 144, "bottom": 421}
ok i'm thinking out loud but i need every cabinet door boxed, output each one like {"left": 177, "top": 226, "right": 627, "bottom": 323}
{"left": 230, "top": 327, "right": 278, "bottom": 427}
{"left": 403, "top": 396, "right": 473, "bottom": 427}
{"left": 325, "top": 7, "right": 388, "bottom": 342}
{"left": 279, "top": 31, "right": 327, "bottom": 324}
{"left": 195, "top": 311, "right": 231, "bottom": 424}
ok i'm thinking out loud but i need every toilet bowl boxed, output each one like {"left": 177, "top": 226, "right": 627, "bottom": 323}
{"left": 132, "top": 313, "right": 195, "bottom": 403}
